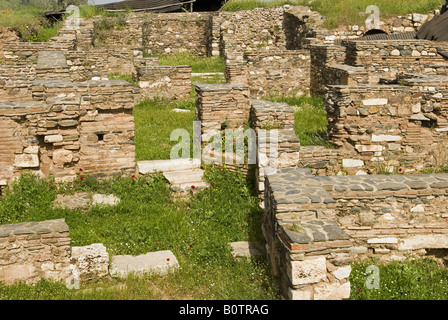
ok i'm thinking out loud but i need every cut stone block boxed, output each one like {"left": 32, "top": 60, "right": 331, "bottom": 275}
{"left": 287, "top": 256, "right": 327, "bottom": 286}
{"left": 14, "top": 154, "right": 39, "bottom": 168}
{"left": 70, "top": 243, "right": 109, "bottom": 280}
{"left": 230, "top": 241, "right": 262, "bottom": 258}
{"left": 398, "top": 235, "right": 448, "bottom": 251}
{"left": 342, "top": 159, "right": 364, "bottom": 168}
{"left": 54, "top": 193, "right": 91, "bottom": 210}
{"left": 163, "top": 169, "right": 204, "bottom": 185}
{"left": 92, "top": 194, "right": 120, "bottom": 206}
{"left": 110, "top": 250, "right": 179, "bottom": 278}
{"left": 137, "top": 158, "right": 200, "bottom": 174}
{"left": 313, "top": 282, "right": 351, "bottom": 300}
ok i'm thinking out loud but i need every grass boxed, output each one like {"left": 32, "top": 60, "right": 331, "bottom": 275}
{"left": 0, "top": 0, "right": 62, "bottom": 41}
{"left": 265, "top": 95, "right": 333, "bottom": 147}
{"left": 108, "top": 72, "right": 136, "bottom": 86}
{"left": 350, "top": 258, "right": 448, "bottom": 300}
{"left": 0, "top": 169, "right": 278, "bottom": 300}
{"left": 221, "top": 0, "right": 444, "bottom": 29}
{"left": 133, "top": 97, "right": 196, "bottom": 161}
{"left": 155, "top": 52, "right": 225, "bottom": 73}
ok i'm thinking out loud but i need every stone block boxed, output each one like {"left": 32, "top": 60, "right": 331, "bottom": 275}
{"left": 287, "top": 256, "right": 327, "bottom": 286}
{"left": 53, "top": 149, "right": 73, "bottom": 165}
{"left": 110, "top": 250, "right": 179, "bottom": 278}
{"left": 313, "top": 282, "right": 351, "bottom": 300}
{"left": 342, "top": 159, "right": 364, "bottom": 168}
{"left": 71, "top": 243, "right": 109, "bottom": 280}
{"left": 398, "top": 235, "right": 448, "bottom": 251}
{"left": 14, "top": 154, "right": 39, "bottom": 168}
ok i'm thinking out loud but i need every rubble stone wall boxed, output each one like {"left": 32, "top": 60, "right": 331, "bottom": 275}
{"left": 0, "top": 219, "right": 71, "bottom": 285}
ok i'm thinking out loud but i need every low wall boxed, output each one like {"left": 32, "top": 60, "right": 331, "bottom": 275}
{"left": 226, "top": 50, "right": 310, "bottom": 98}
{"left": 264, "top": 167, "right": 448, "bottom": 299}
{"left": 136, "top": 65, "right": 192, "bottom": 101}
{"left": 143, "top": 12, "right": 213, "bottom": 56}
{"left": 250, "top": 99, "right": 300, "bottom": 197}
{"left": 0, "top": 79, "right": 136, "bottom": 183}
{"left": 0, "top": 219, "right": 71, "bottom": 285}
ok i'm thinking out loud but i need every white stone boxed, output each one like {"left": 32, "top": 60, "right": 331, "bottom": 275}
{"left": 391, "top": 49, "right": 401, "bottom": 56}
{"left": 351, "top": 246, "right": 368, "bottom": 254}
{"left": 14, "top": 154, "right": 39, "bottom": 168}
{"left": 314, "top": 282, "right": 351, "bottom": 300}
{"left": 362, "top": 98, "right": 388, "bottom": 106}
{"left": 398, "top": 235, "right": 448, "bottom": 250}
{"left": 411, "top": 50, "right": 421, "bottom": 57}
{"left": 109, "top": 250, "right": 179, "bottom": 278}
{"left": 53, "top": 149, "right": 73, "bottom": 165}
{"left": 71, "top": 243, "right": 109, "bottom": 280}
{"left": 44, "top": 134, "right": 63, "bottom": 143}
{"left": 23, "top": 146, "right": 39, "bottom": 154}
{"left": 412, "top": 103, "right": 421, "bottom": 113}
{"left": 229, "top": 241, "right": 261, "bottom": 258}
{"left": 355, "top": 145, "right": 382, "bottom": 152}
{"left": 287, "top": 256, "right": 326, "bottom": 286}
{"left": 342, "top": 159, "right": 364, "bottom": 168}
{"left": 367, "top": 237, "right": 398, "bottom": 244}
{"left": 137, "top": 158, "right": 200, "bottom": 174}
{"left": 92, "top": 194, "right": 120, "bottom": 206}
{"left": 288, "top": 287, "right": 313, "bottom": 300}
{"left": 91, "top": 76, "right": 101, "bottom": 81}
{"left": 333, "top": 266, "right": 352, "bottom": 280}
{"left": 410, "top": 204, "right": 425, "bottom": 213}
{"left": 171, "top": 108, "right": 191, "bottom": 113}
{"left": 355, "top": 170, "right": 367, "bottom": 175}
{"left": 371, "top": 135, "right": 402, "bottom": 142}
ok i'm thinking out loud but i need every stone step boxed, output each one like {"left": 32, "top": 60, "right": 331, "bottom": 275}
{"left": 171, "top": 181, "right": 209, "bottom": 192}
{"left": 109, "top": 250, "right": 179, "bottom": 279}
{"left": 163, "top": 168, "right": 204, "bottom": 185}
{"left": 137, "top": 158, "right": 200, "bottom": 174}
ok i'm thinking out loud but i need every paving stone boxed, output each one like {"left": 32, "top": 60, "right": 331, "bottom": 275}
{"left": 109, "top": 250, "right": 179, "bottom": 278}
{"left": 229, "top": 241, "right": 262, "bottom": 258}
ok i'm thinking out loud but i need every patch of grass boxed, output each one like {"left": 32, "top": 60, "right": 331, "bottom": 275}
{"left": 308, "top": 0, "right": 444, "bottom": 29}
{"left": 0, "top": 167, "right": 278, "bottom": 300}
{"left": 221, "top": 0, "right": 304, "bottom": 12}
{"left": 265, "top": 95, "right": 333, "bottom": 147}
{"left": 221, "top": 0, "right": 443, "bottom": 29}
{"left": 350, "top": 258, "right": 448, "bottom": 300}
{"left": 156, "top": 52, "right": 225, "bottom": 73}
{"left": 133, "top": 97, "right": 196, "bottom": 161}
{"left": 108, "top": 72, "right": 135, "bottom": 86}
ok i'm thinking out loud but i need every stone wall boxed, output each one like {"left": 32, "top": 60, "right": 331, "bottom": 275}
{"left": 264, "top": 167, "right": 448, "bottom": 299}
{"left": 226, "top": 50, "right": 310, "bottom": 98}
{"left": 0, "top": 79, "right": 136, "bottom": 183}
{"left": 136, "top": 64, "right": 192, "bottom": 101}
{"left": 250, "top": 100, "right": 300, "bottom": 197}
{"left": 0, "top": 219, "right": 71, "bottom": 285}
{"left": 219, "top": 7, "right": 288, "bottom": 64}
{"left": 143, "top": 12, "right": 213, "bottom": 56}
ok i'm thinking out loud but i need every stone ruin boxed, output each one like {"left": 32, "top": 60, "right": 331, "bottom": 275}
{"left": 1, "top": 5, "right": 448, "bottom": 300}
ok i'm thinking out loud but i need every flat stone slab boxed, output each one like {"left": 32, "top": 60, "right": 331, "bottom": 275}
{"left": 0, "top": 218, "right": 68, "bottom": 237}
{"left": 54, "top": 193, "right": 120, "bottom": 210}
{"left": 109, "top": 250, "right": 179, "bottom": 278}
{"left": 230, "top": 241, "right": 262, "bottom": 258}
{"left": 163, "top": 169, "right": 204, "bottom": 185}
{"left": 54, "top": 193, "right": 91, "bottom": 210}
{"left": 137, "top": 158, "right": 200, "bottom": 174}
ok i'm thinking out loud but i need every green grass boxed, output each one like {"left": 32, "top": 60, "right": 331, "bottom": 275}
{"left": 0, "top": 0, "right": 62, "bottom": 41}
{"left": 221, "top": 0, "right": 444, "bottom": 29}
{"left": 0, "top": 169, "right": 278, "bottom": 300}
{"left": 265, "top": 95, "right": 332, "bottom": 147}
{"left": 108, "top": 73, "right": 136, "bottom": 86}
{"left": 156, "top": 52, "right": 225, "bottom": 73}
{"left": 350, "top": 258, "right": 448, "bottom": 300}
{"left": 133, "top": 97, "right": 196, "bottom": 161}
